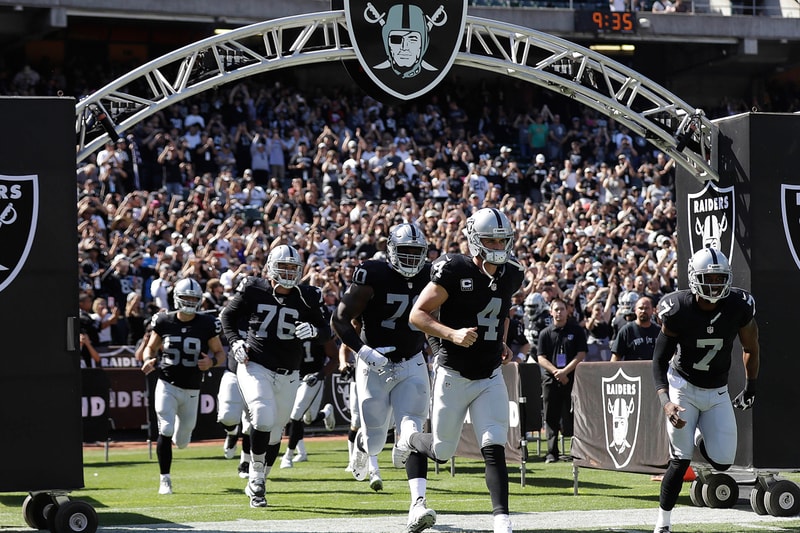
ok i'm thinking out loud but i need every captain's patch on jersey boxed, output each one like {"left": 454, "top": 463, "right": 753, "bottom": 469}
{"left": 460, "top": 278, "right": 473, "bottom": 291}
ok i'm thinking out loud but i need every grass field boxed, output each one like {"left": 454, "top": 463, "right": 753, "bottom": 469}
{"left": 1, "top": 435, "right": 799, "bottom": 532}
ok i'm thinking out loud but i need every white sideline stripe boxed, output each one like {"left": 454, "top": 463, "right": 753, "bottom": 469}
{"left": 34, "top": 505, "right": 797, "bottom": 533}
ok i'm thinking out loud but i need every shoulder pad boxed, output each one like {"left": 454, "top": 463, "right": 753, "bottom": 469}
{"left": 235, "top": 275, "right": 262, "bottom": 294}
{"left": 352, "top": 260, "right": 387, "bottom": 286}
{"left": 656, "top": 291, "right": 681, "bottom": 321}
{"left": 730, "top": 287, "right": 756, "bottom": 315}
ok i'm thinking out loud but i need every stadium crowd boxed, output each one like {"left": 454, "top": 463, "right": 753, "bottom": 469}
{"left": 71, "top": 77, "right": 688, "bottom": 363}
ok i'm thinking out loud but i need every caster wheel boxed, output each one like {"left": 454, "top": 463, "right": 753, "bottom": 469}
{"left": 22, "top": 493, "right": 54, "bottom": 530}
{"left": 48, "top": 500, "right": 98, "bottom": 533}
{"left": 750, "top": 484, "right": 768, "bottom": 515}
{"left": 689, "top": 479, "right": 706, "bottom": 507}
{"left": 765, "top": 480, "right": 800, "bottom": 517}
{"left": 701, "top": 473, "right": 738, "bottom": 508}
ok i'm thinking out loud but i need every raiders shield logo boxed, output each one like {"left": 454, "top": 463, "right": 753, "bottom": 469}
{"left": 344, "top": 1, "right": 467, "bottom": 100}
{"left": 0, "top": 175, "right": 38, "bottom": 294}
{"left": 687, "top": 181, "right": 735, "bottom": 263}
{"left": 331, "top": 373, "right": 353, "bottom": 425}
{"left": 781, "top": 184, "right": 800, "bottom": 271}
{"left": 602, "top": 368, "right": 641, "bottom": 469}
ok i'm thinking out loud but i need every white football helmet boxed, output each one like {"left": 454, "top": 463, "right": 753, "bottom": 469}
{"left": 173, "top": 278, "right": 203, "bottom": 314}
{"left": 463, "top": 208, "right": 515, "bottom": 265}
{"left": 688, "top": 247, "right": 731, "bottom": 303}
{"left": 387, "top": 223, "right": 428, "bottom": 277}
{"left": 267, "top": 244, "right": 304, "bottom": 289}
{"left": 524, "top": 292, "right": 548, "bottom": 316}
{"left": 618, "top": 291, "right": 640, "bottom": 315}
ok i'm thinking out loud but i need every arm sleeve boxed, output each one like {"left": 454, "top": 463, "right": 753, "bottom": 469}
{"left": 219, "top": 293, "right": 246, "bottom": 343}
{"left": 652, "top": 331, "right": 678, "bottom": 392}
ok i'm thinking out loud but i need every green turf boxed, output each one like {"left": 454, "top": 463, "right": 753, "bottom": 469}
{"left": 0, "top": 436, "right": 798, "bottom": 532}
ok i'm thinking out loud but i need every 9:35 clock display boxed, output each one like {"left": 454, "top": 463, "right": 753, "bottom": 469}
{"left": 574, "top": 10, "right": 637, "bottom": 33}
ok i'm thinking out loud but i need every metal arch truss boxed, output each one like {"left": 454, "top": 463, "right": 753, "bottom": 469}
{"left": 76, "top": 11, "right": 718, "bottom": 181}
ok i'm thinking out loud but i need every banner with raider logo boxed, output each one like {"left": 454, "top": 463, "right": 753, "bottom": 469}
{"left": 571, "top": 361, "right": 669, "bottom": 474}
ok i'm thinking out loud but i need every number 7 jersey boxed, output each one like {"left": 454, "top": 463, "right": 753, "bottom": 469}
{"left": 657, "top": 287, "right": 755, "bottom": 389}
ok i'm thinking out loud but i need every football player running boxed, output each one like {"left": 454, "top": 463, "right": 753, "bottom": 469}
{"left": 219, "top": 244, "right": 331, "bottom": 508}
{"left": 652, "top": 247, "right": 760, "bottom": 533}
{"left": 280, "top": 337, "right": 338, "bottom": 469}
{"left": 403, "top": 208, "right": 524, "bottom": 533}
{"left": 141, "top": 278, "right": 226, "bottom": 495}
{"left": 331, "top": 223, "right": 436, "bottom": 532}
{"left": 217, "top": 354, "right": 252, "bottom": 479}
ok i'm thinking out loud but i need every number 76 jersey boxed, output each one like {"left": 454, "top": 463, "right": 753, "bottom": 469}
{"left": 657, "top": 287, "right": 755, "bottom": 389}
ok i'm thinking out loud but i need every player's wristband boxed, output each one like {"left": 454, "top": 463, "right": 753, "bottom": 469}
{"left": 657, "top": 390, "right": 671, "bottom": 408}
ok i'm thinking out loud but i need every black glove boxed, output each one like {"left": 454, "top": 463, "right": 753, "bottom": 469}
{"left": 339, "top": 365, "right": 355, "bottom": 382}
{"left": 732, "top": 379, "right": 756, "bottom": 410}
{"left": 302, "top": 372, "right": 322, "bottom": 387}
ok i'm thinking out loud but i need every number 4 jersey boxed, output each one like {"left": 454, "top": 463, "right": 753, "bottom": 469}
{"left": 151, "top": 311, "right": 222, "bottom": 389}
{"left": 429, "top": 253, "right": 524, "bottom": 380}
{"left": 657, "top": 288, "right": 755, "bottom": 389}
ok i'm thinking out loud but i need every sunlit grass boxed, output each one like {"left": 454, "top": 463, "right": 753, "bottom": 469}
{"left": 0, "top": 437, "right": 798, "bottom": 532}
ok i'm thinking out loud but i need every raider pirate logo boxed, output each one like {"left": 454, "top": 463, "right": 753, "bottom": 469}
{"left": 602, "top": 368, "right": 641, "bottom": 469}
{"left": 345, "top": 1, "right": 467, "bottom": 100}
{"left": 0, "top": 175, "right": 38, "bottom": 294}
{"left": 687, "top": 181, "right": 735, "bottom": 263}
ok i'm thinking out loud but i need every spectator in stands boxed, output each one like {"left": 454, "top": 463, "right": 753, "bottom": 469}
{"left": 611, "top": 296, "right": 659, "bottom": 361}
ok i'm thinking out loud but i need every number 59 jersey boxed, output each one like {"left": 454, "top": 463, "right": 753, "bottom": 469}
{"left": 151, "top": 311, "right": 222, "bottom": 389}
{"left": 657, "top": 287, "right": 755, "bottom": 389}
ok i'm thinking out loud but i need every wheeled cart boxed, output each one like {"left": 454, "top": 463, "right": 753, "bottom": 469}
{"left": 0, "top": 98, "right": 98, "bottom": 533}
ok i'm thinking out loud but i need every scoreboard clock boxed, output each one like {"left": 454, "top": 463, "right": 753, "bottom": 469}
{"left": 575, "top": 10, "right": 637, "bottom": 34}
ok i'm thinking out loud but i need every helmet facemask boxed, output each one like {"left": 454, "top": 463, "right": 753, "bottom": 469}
{"left": 387, "top": 223, "right": 428, "bottom": 278}
{"left": 464, "top": 208, "right": 515, "bottom": 265}
{"left": 688, "top": 247, "right": 732, "bottom": 303}
{"left": 267, "top": 245, "right": 304, "bottom": 289}
{"left": 173, "top": 278, "right": 202, "bottom": 314}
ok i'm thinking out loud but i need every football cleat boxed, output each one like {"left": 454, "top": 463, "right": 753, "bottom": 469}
{"left": 280, "top": 453, "right": 293, "bottom": 469}
{"left": 369, "top": 469, "right": 383, "bottom": 492}
{"left": 406, "top": 497, "right": 436, "bottom": 533}
{"left": 223, "top": 434, "right": 237, "bottom": 459}
{"left": 493, "top": 514, "right": 513, "bottom": 533}
{"left": 245, "top": 476, "right": 267, "bottom": 508}
{"left": 294, "top": 452, "right": 308, "bottom": 463}
{"left": 158, "top": 475, "right": 172, "bottom": 495}
{"left": 351, "top": 428, "right": 369, "bottom": 481}
{"left": 344, "top": 460, "right": 354, "bottom": 472}
{"left": 322, "top": 403, "right": 336, "bottom": 431}
{"left": 654, "top": 527, "right": 671, "bottom": 533}
{"left": 237, "top": 461, "right": 249, "bottom": 479}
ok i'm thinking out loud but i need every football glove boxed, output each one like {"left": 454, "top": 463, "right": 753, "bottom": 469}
{"left": 357, "top": 345, "right": 395, "bottom": 372}
{"left": 295, "top": 322, "right": 318, "bottom": 340}
{"left": 339, "top": 364, "right": 355, "bottom": 382}
{"left": 231, "top": 340, "right": 248, "bottom": 364}
{"left": 302, "top": 372, "right": 322, "bottom": 387}
{"left": 732, "top": 379, "right": 756, "bottom": 410}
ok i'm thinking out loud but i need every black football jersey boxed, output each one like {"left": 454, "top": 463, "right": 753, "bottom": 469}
{"left": 151, "top": 311, "right": 222, "bottom": 389}
{"left": 657, "top": 288, "right": 755, "bottom": 388}
{"left": 219, "top": 277, "right": 331, "bottom": 371}
{"left": 351, "top": 259, "right": 430, "bottom": 362}
{"left": 429, "top": 254, "right": 524, "bottom": 380}
{"left": 299, "top": 339, "right": 328, "bottom": 376}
